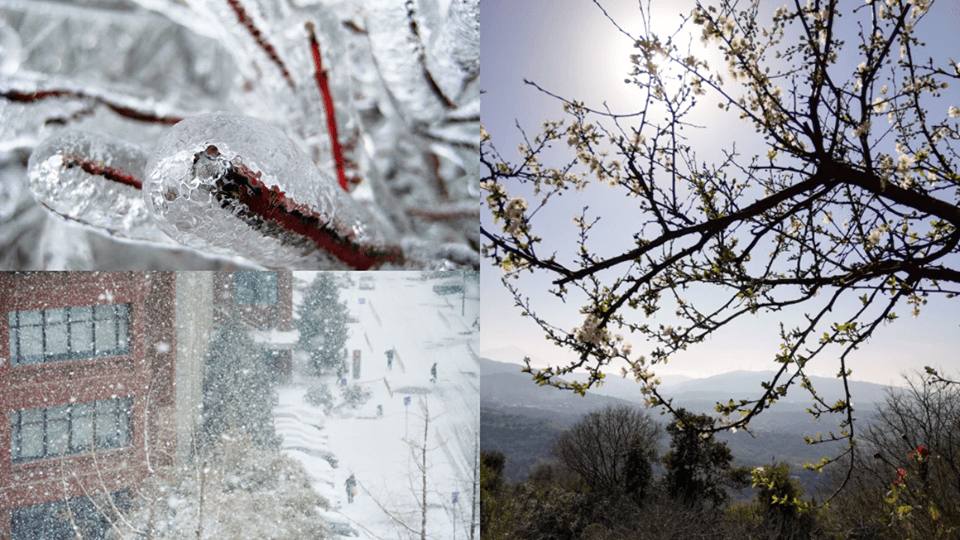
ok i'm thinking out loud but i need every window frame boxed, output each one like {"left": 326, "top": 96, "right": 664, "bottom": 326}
{"left": 10, "top": 398, "right": 133, "bottom": 464}
{"left": 234, "top": 271, "right": 278, "bottom": 305}
{"left": 8, "top": 304, "right": 130, "bottom": 367}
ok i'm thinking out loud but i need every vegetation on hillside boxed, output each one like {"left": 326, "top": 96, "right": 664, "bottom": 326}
{"left": 482, "top": 371, "right": 960, "bottom": 539}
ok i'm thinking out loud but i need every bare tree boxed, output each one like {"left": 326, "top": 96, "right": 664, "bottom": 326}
{"left": 829, "top": 369, "right": 960, "bottom": 538}
{"left": 362, "top": 399, "right": 449, "bottom": 540}
{"left": 550, "top": 405, "right": 661, "bottom": 497}
{"left": 482, "top": 0, "right": 960, "bottom": 470}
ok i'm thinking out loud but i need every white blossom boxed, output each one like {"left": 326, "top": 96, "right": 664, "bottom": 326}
{"left": 896, "top": 152, "right": 916, "bottom": 173}
{"left": 503, "top": 197, "right": 528, "bottom": 237}
{"left": 853, "top": 119, "right": 871, "bottom": 138}
{"left": 575, "top": 314, "right": 609, "bottom": 346}
{"left": 867, "top": 224, "right": 887, "bottom": 246}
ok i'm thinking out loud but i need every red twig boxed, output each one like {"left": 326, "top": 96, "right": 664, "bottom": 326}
{"left": 407, "top": 207, "right": 479, "bottom": 221}
{"left": 428, "top": 153, "right": 450, "bottom": 201}
{"left": 209, "top": 147, "right": 403, "bottom": 269}
{"left": 306, "top": 21, "right": 350, "bottom": 192}
{"left": 2, "top": 89, "right": 182, "bottom": 125}
{"left": 226, "top": 0, "right": 296, "bottom": 90}
{"left": 61, "top": 152, "right": 143, "bottom": 190}
{"left": 404, "top": 1, "right": 456, "bottom": 109}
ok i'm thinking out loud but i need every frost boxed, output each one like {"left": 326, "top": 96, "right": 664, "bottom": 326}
{"left": 0, "top": 0, "right": 479, "bottom": 269}
{"left": 27, "top": 131, "right": 171, "bottom": 244}
{"left": 144, "top": 112, "right": 395, "bottom": 269}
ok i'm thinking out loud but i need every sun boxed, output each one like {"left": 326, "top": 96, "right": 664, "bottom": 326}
{"left": 588, "top": 1, "right": 709, "bottom": 108}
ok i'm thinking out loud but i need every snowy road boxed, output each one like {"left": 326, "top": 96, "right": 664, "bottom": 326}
{"left": 275, "top": 273, "right": 479, "bottom": 539}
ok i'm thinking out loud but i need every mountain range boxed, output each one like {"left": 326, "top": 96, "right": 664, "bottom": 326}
{"left": 480, "top": 354, "right": 891, "bottom": 411}
{"left": 480, "top": 351, "right": 894, "bottom": 482}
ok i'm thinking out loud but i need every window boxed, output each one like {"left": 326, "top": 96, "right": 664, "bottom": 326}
{"left": 11, "top": 491, "right": 130, "bottom": 540}
{"left": 235, "top": 271, "right": 278, "bottom": 304}
{"left": 9, "top": 304, "right": 130, "bottom": 366}
{"left": 11, "top": 398, "right": 132, "bottom": 464}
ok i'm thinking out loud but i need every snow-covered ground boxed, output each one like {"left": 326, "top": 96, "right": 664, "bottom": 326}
{"left": 275, "top": 272, "right": 479, "bottom": 539}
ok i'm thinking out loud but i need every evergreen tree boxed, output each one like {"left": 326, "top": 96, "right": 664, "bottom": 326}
{"left": 621, "top": 434, "right": 655, "bottom": 505}
{"left": 296, "top": 273, "right": 349, "bottom": 376}
{"left": 752, "top": 461, "right": 817, "bottom": 538}
{"left": 662, "top": 408, "right": 748, "bottom": 507}
{"left": 201, "top": 316, "right": 279, "bottom": 450}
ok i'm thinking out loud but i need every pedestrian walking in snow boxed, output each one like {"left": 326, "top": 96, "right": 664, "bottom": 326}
{"left": 345, "top": 474, "right": 357, "bottom": 503}
{"left": 430, "top": 363, "right": 437, "bottom": 383}
{"left": 385, "top": 349, "right": 394, "bottom": 370}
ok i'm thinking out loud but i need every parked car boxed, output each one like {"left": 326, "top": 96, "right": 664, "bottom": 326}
{"left": 338, "top": 273, "right": 356, "bottom": 288}
{"left": 433, "top": 282, "right": 463, "bottom": 295}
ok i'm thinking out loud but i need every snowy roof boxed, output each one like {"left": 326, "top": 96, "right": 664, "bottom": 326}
{"left": 251, "top": 328, "right": 298, "bottom": 345}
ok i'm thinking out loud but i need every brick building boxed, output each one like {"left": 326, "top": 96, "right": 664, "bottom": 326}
{"left": 0, "top": 271, "right": 292, "bottom": 540}
{"left": 213, "top": 271, "right": 293, "bottom": 331}
{"left": 213, "top": 271, "right": 294, "bottom": 382}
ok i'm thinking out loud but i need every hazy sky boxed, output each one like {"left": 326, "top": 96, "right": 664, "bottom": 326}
{"left": 480, "top": 0, "right": 960, "bottom": 386}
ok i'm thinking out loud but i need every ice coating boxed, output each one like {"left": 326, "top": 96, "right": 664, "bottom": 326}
{"left": 0, "top": 17, "right": 23, "bottom": 76}
{"left": 364, "top": 0, "right": 454, "bottom": 124}
{"left": 27, "top": 130, "right": 169, "bottom": 243}
{"left": 424, "top": 0, "right": 480, "bottom": 104}
{"left": 0, "top": 0, "right": 480, "bottom": 270}
{"left": 144, "top": 112, "right": 402, "bottom": 269}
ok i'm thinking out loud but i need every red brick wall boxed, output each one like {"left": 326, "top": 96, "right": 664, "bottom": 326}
{"left": 213, "top": 271, "right": 293, "bottom": 330}
{"left": 0, "top": 272, "right": 177, "bottom": 518}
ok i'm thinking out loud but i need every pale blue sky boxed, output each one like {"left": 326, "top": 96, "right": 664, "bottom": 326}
{"left": 480, "top": 0, "right": 960, "bottom": 386}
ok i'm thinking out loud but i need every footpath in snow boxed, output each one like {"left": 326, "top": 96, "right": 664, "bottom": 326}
{"left": 273, "top": 272, "right": 480, "bottom": 539}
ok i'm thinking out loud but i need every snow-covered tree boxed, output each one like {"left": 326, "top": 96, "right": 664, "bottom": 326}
{"left": 111, "top": 430, "right": 331, "bottom": 540}
{"left": 201, "top": 316, "right": 279, "bottom": 450}
{"left": 296, "top": 273, "right": 349, "bottom": 376}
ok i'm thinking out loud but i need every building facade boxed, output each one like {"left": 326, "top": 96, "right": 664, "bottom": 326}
{"left": 212, "top": 271, "right": 293, "bottom": 331}
{"left": 213, "top": 271, "right": 295, "bottom": 382}
{"left": 0, "top": 271, "right": 293, "bottom": 539}
{"left": 0, "top": 272, "right": 178, "bottom": 539}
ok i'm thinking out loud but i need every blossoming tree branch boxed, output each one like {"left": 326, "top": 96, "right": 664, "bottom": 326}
{"left": 481, "top": 0, "right": 959, "bottom": 469}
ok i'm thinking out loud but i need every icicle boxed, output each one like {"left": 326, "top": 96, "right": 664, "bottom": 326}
{"left": 27, "top": 130, "right": 172, "bottom": 243}
{"left": 38, "top": 216, "right": 95, "bottom": 270}
{"left": 144, "top": 111, "right": 404, "bottom": 269}
{"left": 363, "top": 0, "right": 455, "bottom": 124}
{"left": 0, "top": 151, "right": 28, "bottom": 220}
{"left": 0, "top": 16, "right": 23, "bottom": 76}
{"left": 423, "top": 0, "right": 480, "bottom": 105}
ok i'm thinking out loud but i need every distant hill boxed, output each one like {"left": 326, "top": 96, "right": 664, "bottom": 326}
{"left": 560, "top": 372, "right": 694, "bottom": 401}
{"left": 479, "top": 355, "right": 694, "bottom": 402}
{"left": 480, "top": 358, "right": 635, "bottom": 426}
{"left": 479, "top": 356, "right": 529, "bottom": 376}
{"left": 480, "top": 356, "right": 646, "bottom": 480}
{"left": 667, "top": 370, "right": 891, "bottom": 406}
{"left": 481, "top": 354, "right": 893, "bottom": 483}
{"left": 480, "top": 346, "right": 540, "bottom": 366}
{"left": 481, "top": 357, "right": 890, "bottom": 409}
{"left": 480, "top": 408, "right": 565, "bottom": 482}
